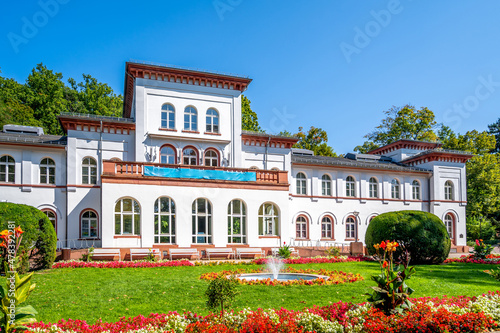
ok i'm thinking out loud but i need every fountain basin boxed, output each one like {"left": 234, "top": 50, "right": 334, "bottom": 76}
{"left": 237, "top": 273, "right": 329, "bottom": 282}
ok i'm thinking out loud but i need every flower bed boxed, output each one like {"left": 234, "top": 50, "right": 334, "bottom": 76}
{"left": 52, "top": 260, "right": 194, "bottom": 269}
{"left": 28, "top": 292, "right": 500, "bottom": 333}
{"left": 444, "top": 254, "right": 500, "bottom": 265}
{"left": 200, "top": 267, "right": 363, "bottom": 286}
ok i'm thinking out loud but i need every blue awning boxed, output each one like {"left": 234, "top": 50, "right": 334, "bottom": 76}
{"left": 143, "top": 166, "right": 257, "bottom": 182}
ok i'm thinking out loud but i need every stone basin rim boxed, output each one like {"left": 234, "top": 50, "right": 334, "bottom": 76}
{"left": 235, "top": 273, "right": 330, "bottom": 280}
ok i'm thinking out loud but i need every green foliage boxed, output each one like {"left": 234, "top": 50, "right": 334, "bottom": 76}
{"left": 277, "top": 244, "right": 292, "bottom": 259}
{"left": 81, "top": 247, "right": 94, "bottom": 262}
{"left": 473, "top": 239, "right": 494, "bottom": 259}
{"left": 466, "top": 217, "right": 497, "bottom": 242}
{"left": 294, "top": 126, "right": 337, "bottom": 157}
{"left": 358, "top": 105, "right": 439, "bottom": 150}
{"left": 205, "top": 275, "right": 239, "bottom": 314}
{"left": 353, "top": 141, "right": 380, "bottom": 154}
{"left": 488, "top": 117, "right": 500, "bottom": 153}
{"left": 0, "top": 63, "right": 123, "bottom": 135}
{"left": 0, "top": 203, "right": 57, "bottom": 272}
{"left": 365, "top": 211, "right": 451, "bottom": 265}
{"left": 0, "top": 264, "right": 37, "bottom": 332}
{"left": 485, "top": 267, "right": 500, "bottom": 281}
{"left": 145, "top": 249, "right": 158, "bottom": 262}
{"left": 439, "top": 126, "right": 496, "bottom": 155}
{"left": 241, "top": 95, "right": 262, "bottom": 132}
{"left": 366, "top": 240, "right": 416, "bottom": 315}
{"left": 325, "top": 246, "right": 340, "bottom": 257}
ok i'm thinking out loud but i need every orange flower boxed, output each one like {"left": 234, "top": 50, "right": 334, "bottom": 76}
{"left": 394, "top": 242, "right": 399, "bottom": 247}
{"left": 14, "top": 226, "right": 23, "bottom": 236}
{"left": 382, "top": 261, "right": 388, "bottom": 268}
{"left": 380, "top": 241, "right": 386, "bottom": 250}
{"left": 374, "top": 244, "right": 380, "bottom": 250}
{"left": 0, "top": 241, "right": 6, "bottom": 249}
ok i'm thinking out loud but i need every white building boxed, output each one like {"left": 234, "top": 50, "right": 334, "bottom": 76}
{"left": 0, "top": 62, "right": 472, "bottom": 255}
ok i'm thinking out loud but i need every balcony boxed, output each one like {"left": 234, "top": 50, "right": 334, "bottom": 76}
{"left": 102, "top": 161, "right": 289, "bottom": 189}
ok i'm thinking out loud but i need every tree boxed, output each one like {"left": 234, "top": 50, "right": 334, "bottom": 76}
{"left": 355, "top": 105, "right": 438, "bottom": 153}
{"left": 294, "top": 126, "right": 337, "bottom": 157}
{"left": 241, "top": 95, "right": 262, "bottom": 132}
{"left": 439, "top": 126, "right": 496, "bottom": 155}
{"left": 488, "top": 118, "right": 500, "bottom": 153}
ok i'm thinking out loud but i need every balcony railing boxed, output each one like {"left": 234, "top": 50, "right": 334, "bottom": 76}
{"left": 102, "top": 160, "right": 289, "bottom": 185}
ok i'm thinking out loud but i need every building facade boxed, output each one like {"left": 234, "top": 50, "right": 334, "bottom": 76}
{"left": 0, "top": 62, "right": 472, "bottom": 253}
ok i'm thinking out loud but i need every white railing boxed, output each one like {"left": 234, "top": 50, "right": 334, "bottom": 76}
{"left": 289, "top": 238, "right": 351, "bottom": 253}
{"left": 57, "top": 238, "right": 101, "bottom": 250}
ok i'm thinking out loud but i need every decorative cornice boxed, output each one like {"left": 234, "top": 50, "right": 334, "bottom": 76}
{"left": 241, "top": 133, "right": 298, "bottom": 149}
{"left": 124, "top": 62, "right": 252, "bottom": 118}
{"left": 367, "top": 140, "right": 442, "bottom": 156}
{"left": 59, "top": 116, "right": 135, "bottom": 135}
{"left": 401, "top": 150, "right": 473, "bottom": 166}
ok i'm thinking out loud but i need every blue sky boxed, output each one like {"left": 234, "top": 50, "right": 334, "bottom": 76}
{"left": 1, "top": 1, "right": 499, "bottom": 154}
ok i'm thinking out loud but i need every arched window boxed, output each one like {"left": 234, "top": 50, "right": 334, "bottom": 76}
{"left": 160, "top": 145, "right": 177, "bottom": 164}
{"left": 154, "top": 197, "right": 176, "bottom": 244}
{"left": 184, "top": 106, "right": 198, "bottom": 131}
{"left": 0, "top": 155, "right": 15, "bottom": 183}
{"left": 391, "top": 179, "right": 400, "bottom": 199}
{"left": 228, "top": 199, "right": 246, "bottom": 243}
{"left": 204, "top": 149, "right": 219, "bottom": 167}
{"left": 114, "top": 198, "right": 141, "bottom": 235}
{"left": 321, "top": 216, "right": 333, "bottom": 239}
{"left": 183, "top": 147, "right": 198, "bottom": 165}
{"left": 258, "top": 202, "right": 279, "bottom": 236}
{"left": 250, "top": 166, "right": 259, "bottom": 170}
{"left": 346, "top": 176, "right": 356, "bottom": 197}
{"left": 206, "top": 108, "right": 219, "bottom": 133}
{"left": 270, "top": 167, "right": 280, "bottom": 171}
{"left": 412, "top": 180, "right": 421, "bottom": 200}
{"left": 81, "top": 210, "right": 98, "bottom": 238}
{"left": 82, "top": 157, "right": 97, "bottom": 185}
{"left": 192, "top": 198, "right": 212, "bottom": 244}
{"left": 345, "top": 216, "right": 357, "bottom": 239}
{"left": 110, "top": 157, "right": 122, "bottom": 162}
{"left": 444, "top": 213, "right": 454, "bottom": 239}
{"left": 296, "top": 216, "right": 308, "bottom": 239}
{"left": 42, "top": 209, "right": 57, "bottom": 232}
{"left": 161, "top": 104, "right": 175, "bottom": 129}
{"left": 321, "top": 174, "right": 332, "bottom": 196}
{"left": 40, "top": 158, "right": 55, "bottom": 184}
{"left": 296, "top": 172, "right": 307, "bottom": 195}
{"left": 444, "top": 180, "right": 454, "bottom": 200}
{"left": 369, "top": 177, "right": 378, "bottom": 198}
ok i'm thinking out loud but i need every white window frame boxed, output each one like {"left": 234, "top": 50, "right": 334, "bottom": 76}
{"left": 296, "top": 172, "right": 307, "bottom": 195}
{"left": 444, "top": 181, "right": 454, "bottom": 200}
{"left": 204, "top": 149, "right": 218, "bottom": 167}
{"left": 444, "top": 213, "right": 454, "bottom": 239}
{"left": 321, "top": 174, "right": 332, "bottom": 196}
{"left": 296, "top": 216, "right": 308, "bottom": 239}
{"left": 228, "top": 199, "right": 246, "bottom": 244}
{"left": 346, "top": 176, "right": 356, "bottom": 197}
{"left": 412, "top": 180, "right": 421, "bottom": 200}
{"left": 81, "top": 210, "right": 98, "bottom": 239}
{"left": 0, "top": 155, "right": 15, "bottom": 183}
{"left": 184, "top": 106, "right": 198, "bottom": 131}
{"left": 321, "top": 216, "right": 333, "bottom": 239}
{"left": 192, "top": 198, "right": 212, "bottom": 244}
{"left": 345, "top": 216, "right": 357, "bottom": 239}
{"left": 258, "top": 202, "right": 279, "bottom": 236}
{"left": 82, "top": 157, "right": 97, "bottom": 185}
{"left": 154, "top": 196, "right": 176, "bottom": 244}
{"left": 161, "top": 104, "right": 175, "bottom": 129}
{"left": 160, "top": 145, "right": 177, "bottom": 164}
{"left": 183, "top": 147, "right": 198, "bottom": 165}
{"left": 40, "top": 158, "right": 56, "bottom": 184}
{"left": 114, "top": 198, "right": 141, "bottom": 235}
{"left": 391, "top": 179, "right": 400, "bottom": 199}
{"left": 369, "top": 177, "right": 378, "bottom": 198}
{"left": 206, "top": 108, "right": 219, "bottom": 133}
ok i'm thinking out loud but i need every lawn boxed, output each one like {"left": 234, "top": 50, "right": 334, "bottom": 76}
{"left": 25, "top": 261, "right": 498, "bottom": 323}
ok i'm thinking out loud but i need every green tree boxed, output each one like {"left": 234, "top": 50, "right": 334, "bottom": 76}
{"left": 355, "top": 105, "right": 439, "bottom": 153}
{"left": 241, "top": 95, "right": 262, "bottom": 132}
{"left": 488, "top": 118, "right": 500, "bottom": 153}
{"left": 294, "top": 126, "right": 337, "bottom": 157}
{"left": 439, "top": 126, "right": 496, "bottom": 155}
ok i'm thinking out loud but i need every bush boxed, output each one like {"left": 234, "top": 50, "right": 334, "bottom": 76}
{"left": 0, "top": 202, "right": 57, "bottom": 272}
{"left": 205, "top": 275, "right": 239, "bottom": 315}
{"left": 325, "top": 246, "right": 340, "bottom": 257}
{"left": 365, "top": 210, "right": 451, "bottom": 265}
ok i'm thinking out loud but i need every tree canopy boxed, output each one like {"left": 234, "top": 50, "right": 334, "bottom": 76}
{"left": 0, "top": 63, "right": 123, "bottom": 135}
{"left": 488, "top": 117, "right": 500, "bottom": 153}
{"left": 241, "top": 95, "right": 262, "bottom": 132}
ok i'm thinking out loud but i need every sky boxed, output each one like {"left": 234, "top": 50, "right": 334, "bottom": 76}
{"left": 1, "top": 1, "right": 499, "bottom": 154}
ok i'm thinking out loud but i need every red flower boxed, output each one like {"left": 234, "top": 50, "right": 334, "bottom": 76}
{"left": 382, "top": 261, "right": 388, "bottom": 268}
{"left": 380, "top": 241, "right": 386, "bottom": 250}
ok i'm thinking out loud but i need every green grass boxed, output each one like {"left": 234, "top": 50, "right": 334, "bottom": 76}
{"left": 18, "top": 261, "right": 499, "bottom": 323}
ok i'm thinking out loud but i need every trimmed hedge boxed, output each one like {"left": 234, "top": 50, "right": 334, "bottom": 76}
{"left": 0, "top": 202, "right": 57, "bottom": 272}
{"left": 365, "top": 210, "right": 451, "bottom": 264}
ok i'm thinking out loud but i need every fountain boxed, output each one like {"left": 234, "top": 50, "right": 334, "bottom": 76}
{"left": 237, "top": 257, "right": 328, "bottom": 282}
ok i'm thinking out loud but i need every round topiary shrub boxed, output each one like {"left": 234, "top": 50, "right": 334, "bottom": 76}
{"left": 0, "top": 202, "right": 57, "bottom": 272}
{"left": 365, "top": 210, "right": 451, "bottom": 265}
